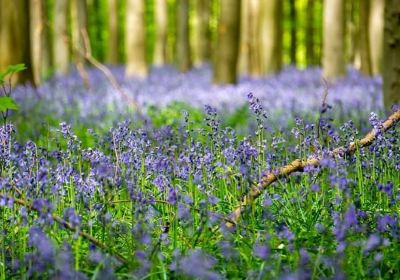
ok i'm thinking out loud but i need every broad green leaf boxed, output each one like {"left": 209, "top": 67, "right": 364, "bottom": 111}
{"left": 0, "top": 96, "right": 19, "bottom": 112}
{"left": 0, "top": 64, "right": 27, "bottom": 83}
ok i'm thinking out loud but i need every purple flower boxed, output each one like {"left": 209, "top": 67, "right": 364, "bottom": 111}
{"left": 178, "top": 249, "right": 221, "bottom": 280}
{"left": 344, "top": 205, "right": 358, "bottom": 229}
{"left": 253, "top": 243, "right": 269, "bottom": 260}
{"left": 364, "top": 234, "right": 380, "bottom": 253}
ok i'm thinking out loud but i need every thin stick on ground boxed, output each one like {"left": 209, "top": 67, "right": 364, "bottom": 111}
{"left": 226, "top": 109, "right": 400, "bottom": 228}
{"left": 0, "top": 194, "right": 129, "bottom": 265}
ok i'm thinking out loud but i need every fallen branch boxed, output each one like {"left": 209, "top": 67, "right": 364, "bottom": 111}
{"left": 0, "top": 194, "right": 129, "bottom": 265}
{"left": 226, "top": 109, "right": 400, "bottom": 228}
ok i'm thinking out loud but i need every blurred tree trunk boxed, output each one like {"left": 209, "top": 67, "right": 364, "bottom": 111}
{"left": 107, "top": 0, "right": 119, "bottom": 64}
{"left": 154, "top": 0, "right": 168, "bottom": 66}
{"left": 369, "top": 0, "right": 384, "bottom": 75}
{"left": 0, "top": 0, "right": 33, "bottom": 84}
{"left": 322, "top": 0, "right": 346, "bottom": 81}
{"left": 176, "top": 0, "right": 191, "bottom": 72}
{"left": 238, "top": 0, "right": 261, "bottom": 77}
{"left": 238, "top": 0, "right": 250, "bottom": 75}
{"left": 382, "top": 0, "right": 400, "bottom": 109}
{"left": 305, "top": 0, "right": 315, "bottom": 65}
{"left": 193, "top": 0, "right": 211, "bottom": 66}
{"left": 248, "top": 0, "right": 261, "bottom": 77}
{"left": 53, "top": 0, "right": 69, "bottom": 74}
{"left": 289, "top": 0, "right": 297, "bottom": 65}
{"left": 260, "top": 0, "right": 282, "bottom": 74}
{"left": 126, "top": 0, "right": 148, "bottom": 78}
{"left": 347, "top": 1, "right": 358, "bottom": 67}
{"left": 213, "top": 0, "right": 240, "bottom": 84}
{"left": 30, "top": 0, "right": 49, "bottom": 86}
{"left": 359, "top": 0, "right": 372, "bottom": 75}
{"left": 71, "top": 0, "right": 88, "bottom": 65}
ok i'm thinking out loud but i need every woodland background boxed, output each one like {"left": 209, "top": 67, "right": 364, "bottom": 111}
{"left": 0, "top": 0, "right": 399, "bottom": 108}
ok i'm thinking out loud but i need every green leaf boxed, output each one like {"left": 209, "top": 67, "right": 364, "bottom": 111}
{"left": 0, "top": 96, "right": 19, "bottom": 112}
{"left": 0, "top": 64, "right": 27, "bottom": 83}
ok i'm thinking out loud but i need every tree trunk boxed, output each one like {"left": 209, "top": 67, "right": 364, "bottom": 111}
{"left": 260, "top": 0, "right": 282, "bottom": 74}
{"left": 30, "top": 0, "right": 45, "bottom": 86}
{"left": 125, "top": 0, "right": 148, "bottom": 78}
{"left": 53, "top": 0, "right": 69, "bottom": 74}
{"left": 154, "top": 0, "right": 168, "bottom": 66}
{"left": 347, "top": 1, "right": 358, "bottom": 67}
{"left": 238, "top": 0, "right": 249, "bottom": 75}
{"left": 213, "top": 0, "right": 241, "bottom": 84}
{"left": 305, "top": 0, "right": 315, "bottom": 65}
{"left": 382, "top": 0, "right": 400, "bottom": 109}
{"left": 369, "top": 0, "right": 384, "bottom": 75}
{"left": 238, "top": 0, "right": 261, "bottom": 77}
{"left": 176, "top": 0, "right": 191, "bottom": 72}
{"left": 193, "top": 0, "right": 211, "bottom": 66}
{"left": 322, "top": 0, "right": 346, "bottom": 81}
{"left": 247, "top": 0, "right": 262, "bottom": 77}
{"left": 289, "top": 0, "right": 297, "bottom": 65}
{"left": 359, "top": 0, "right": 372, "bottom": 75}
{"left": 0, "top": 0, "right": 33, "bottom": 84}
{"left": 41, "top": 0, "right": 52, "bottom": 78}
{"left": 107, "top": 0, "right": 119, "bottom": 64}
{"left": 71, "top": 0, "right": 88, "bottom": 65}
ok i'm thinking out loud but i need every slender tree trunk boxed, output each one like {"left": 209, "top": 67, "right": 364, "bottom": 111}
{"left": 30, "top": 0, "right": 45, "bottom": 86}
{"left": 193, "top": 0, "right": 211, "bottom": 66}
{"left": 369, "top": 0, "right": 384, "bottom": 75}
{"left": 248, "top": 0, "right": 261, "bottom": 77}
{"left": 382, "top": 0, "right": 400, "bottom": 109}
{"left": 125, "top": 0, "right": 148, "bottom": 78}
{"left": 322, "top": 0, "right": 346, "bottom": 81}
{"left": 347, "top": 1, "right": 358, "bottom": 67}
{"left": 289, "top": 0, "right": 297, "bottom": 65}
{"left": 359, "top": 0, "right": 372, "bottom": 75}
{"left": 154, "top": 0, "right": 168, "bottom": 66}
{"left": 176, "top": 0, "right": 191, "bottom": 72}
{"left": 238, "top": 0, "right": 261, "bottom": 77}
{"left": 41, "top": 0, "right": 52, "bottom": 78}
{"left": 306, "top": 0, "right": 315, "bottom": 65}
{"left": 107, "top": 0, "right": 119, "bottom": 64}
{"left": 238, "top": 0, "right": 250, "bottom": 75}
{"left": 0, "top": 0, "right": 33, "bottom": 84}
{"left": 260, "top": 0, "right": 282, "bottom": 74}
{"left": 53, "top": 0, "right": 69, "bottom": 74}
{"left": 213, "top": 0, "right": 241, "bottom": 84}
{"left": 71, "top": 0, "right": 88, "bottom": 65}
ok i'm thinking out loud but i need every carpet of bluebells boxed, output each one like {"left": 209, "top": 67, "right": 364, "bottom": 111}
{"left": 1, "top": 66, "right": 399, "bottom": 279}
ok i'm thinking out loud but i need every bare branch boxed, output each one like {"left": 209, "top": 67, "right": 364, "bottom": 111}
{"left": 226, "top": 109, "right": 400, "bottom": 228}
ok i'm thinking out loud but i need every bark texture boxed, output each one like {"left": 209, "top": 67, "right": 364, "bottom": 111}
{"left": 322, "top": 0, "right": 346, "bottom": 81}
{"left": 213, "top": 0, "right": 241, "bottom": 84}
{"left": 369, "top": 0, "right": 384, "bottom": 75}
{"left": 154, "top": 0, "right": 168, "bottom": 66}
{"left": 125, "top": 0, "right": 148, "bottom": 78}
{"left": 53, "top": 0, "right": 70, "bottom": 74}
{"left": 176, "top": 0, "right": 191, "bottom": 72}
{"left": 0, "top": 0, "right": 33, "bottom": 84}
{"left": 260, "top": 0, "right": 282, "bottom": 74}
{"left": 383, "top": 0, "right": 400, "bottom": 109}
{"left": 107, "top": 0, "right": 119, "bottom": 64}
